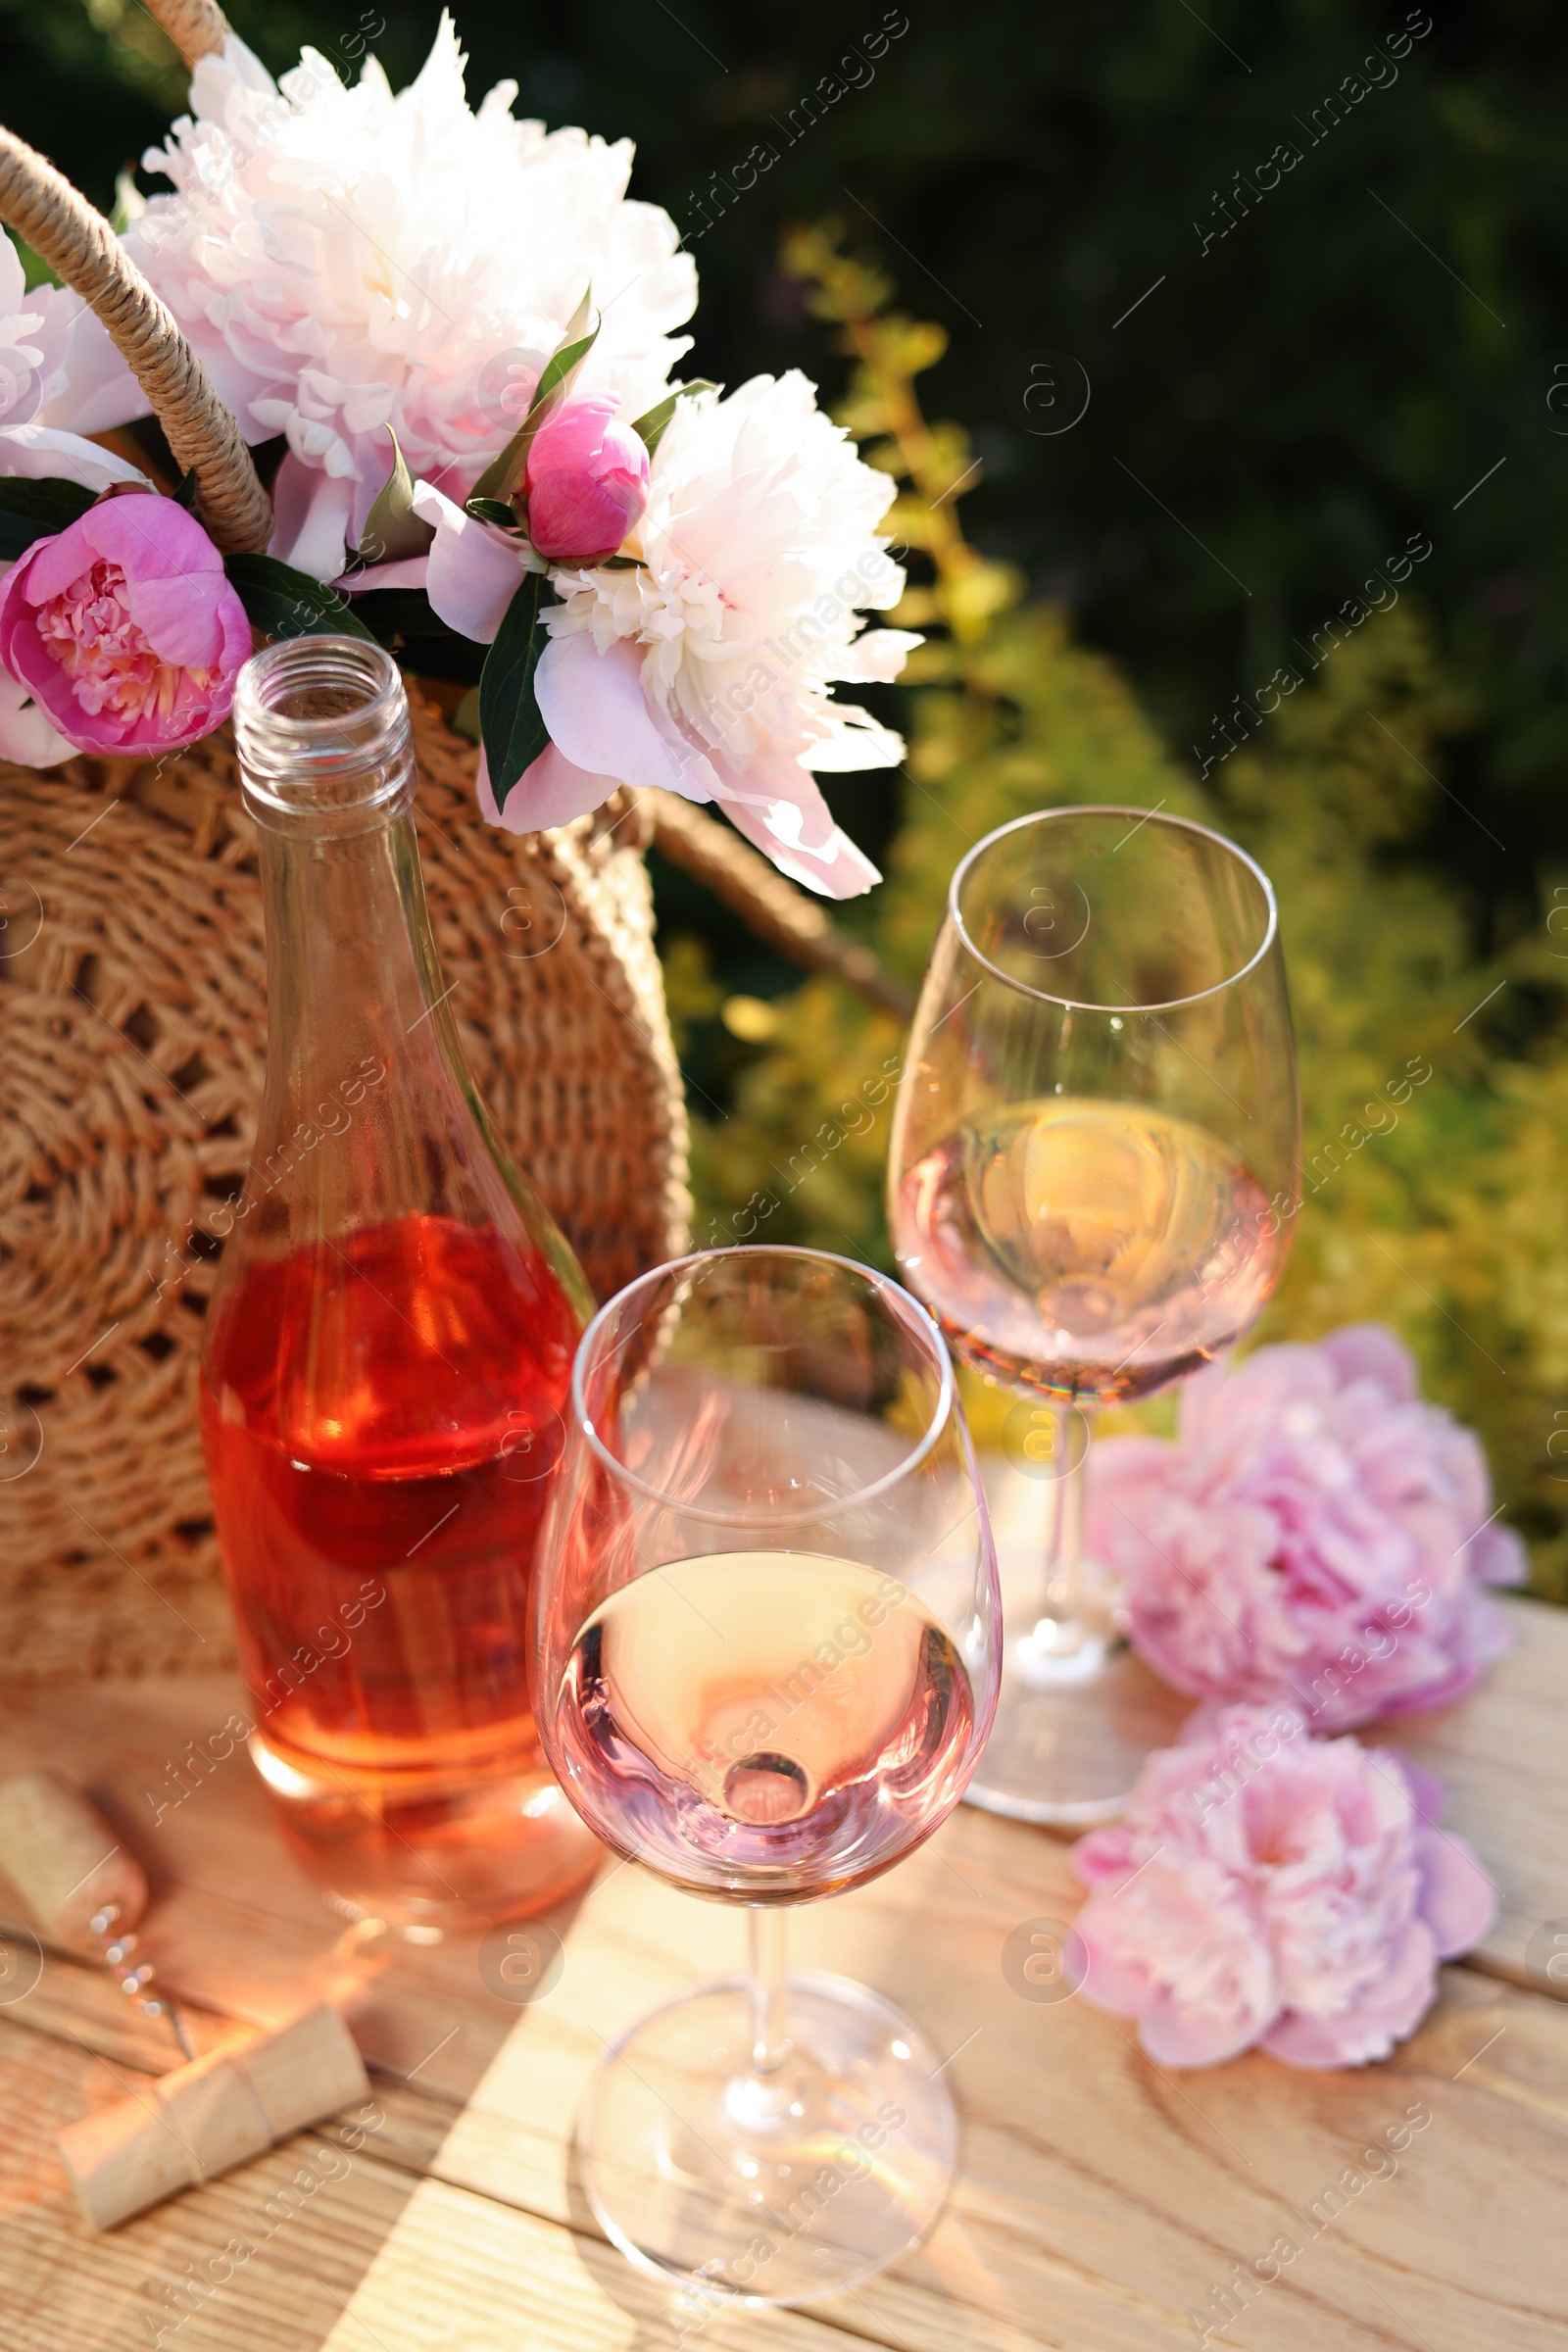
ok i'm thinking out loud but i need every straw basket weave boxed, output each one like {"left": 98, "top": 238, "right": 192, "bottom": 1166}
{"left": 0, "top": 0, "right": 908, "bottom": 1683}
{"left": 0, "top": 712, "right": 690, "bottom": 1681}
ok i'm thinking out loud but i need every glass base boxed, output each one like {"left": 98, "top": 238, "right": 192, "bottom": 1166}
{"left": 577, "top": 1971, "right": 956, "bottom": 2308}
{"left": 250, "top": 1730, "right": 603, "bottom": 1932}
{"left": 963, "top": 1549, "right": 1190, "bottom": 1825}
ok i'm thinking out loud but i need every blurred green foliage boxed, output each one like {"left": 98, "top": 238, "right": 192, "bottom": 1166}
{"left": 670, "top": 233, "right": 1568, "bottom": 1601}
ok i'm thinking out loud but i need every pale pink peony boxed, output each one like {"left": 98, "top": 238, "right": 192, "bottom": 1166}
{"left": 1086, "top": 1324, "right": 1525, "bottom": 1730}
{"left": 523, "top": 396, "right": 649, "bottom": 564}
{"left": 0, "top": 496, "right": 250, "bottom": 755}
{"left": 111, "top": 20, "right": 694, "bottom": 582}
{"left": 0, "top": 225, "right": 141, "bottom": 451}
{"left": 1072, "top": 1702, "right": 1495, "bottom": 2068}
{"left": 480, "top": 373, "right": 915, "bottom": 898}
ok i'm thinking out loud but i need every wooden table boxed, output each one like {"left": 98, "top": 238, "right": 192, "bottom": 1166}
{"left": 0, "top": 1592, "right": 1564, "bottom": 2352}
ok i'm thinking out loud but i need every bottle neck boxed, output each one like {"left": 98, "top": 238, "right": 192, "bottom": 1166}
{"left": 255, "top": 799, "right": 447, "bottom": 1115}
{"left": 226, "top": 634, "right": 592, "bottom": 1324}
{"left": 232, "top": 636, "right": 468, "bottom": 1233}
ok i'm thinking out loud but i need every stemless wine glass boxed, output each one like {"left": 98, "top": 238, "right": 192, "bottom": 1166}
{"left": 888, "top": 806, "right": 1299, "bottom": 1825}
{"left": 533, "top": 1246, "right": 1001, "bottom": 2307}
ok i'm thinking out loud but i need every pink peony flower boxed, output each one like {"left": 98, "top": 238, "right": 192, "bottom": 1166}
{"left": 0, "top": 495, "right": 250, "bottom": 755}
{"left": 522, "top": 396, "right": 650, "bottom": 565}
{"left": 0, "top": 228, "right": 155, "bottom": 769}
{"left": 1072, "top": 1702, "right": 1495, "bottom": 2068}
{"left": 1086, "top": 1324, "right": 1525, "bottom": 1731}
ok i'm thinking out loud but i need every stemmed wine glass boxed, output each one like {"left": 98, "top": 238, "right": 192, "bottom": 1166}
{"left": 887, "top": 806, "right": 1299, "bottom": 1825}
{"left": 532, "top": 1245, "right": 1001, "bottom": 2307}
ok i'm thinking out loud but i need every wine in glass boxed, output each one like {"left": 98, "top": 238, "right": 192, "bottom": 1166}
{"left": 532, "top": 1245, "right": 1001, "bottom": 2306}
{"left": 888, "top": 805, "right": 1299, "bottom": 1824}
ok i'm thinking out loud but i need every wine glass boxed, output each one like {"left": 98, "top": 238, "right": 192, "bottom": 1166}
{"left": 532, "top": 1246, "right": 1001, "bottom": 2307}
{"left": 887, "top": 805, "right": 1299, "bottom": 1825}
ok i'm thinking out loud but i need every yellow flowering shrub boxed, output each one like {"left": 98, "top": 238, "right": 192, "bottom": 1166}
{"left": 664, "top": 228, "right": 1568, "bottom": 1601}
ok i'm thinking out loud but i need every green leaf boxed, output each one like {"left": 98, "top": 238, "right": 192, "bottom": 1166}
{"left": 357, "top": 426, "right": 433, "bottom": 564}
{"left": 172, "top": 468, "right": 198, "bottom": 512}
{"left": 478, "top": 571, "right": 558, "bottom": 802}
{"left": 464, "top": 496, "right": 521, "bottom": 530}
{"left": 347, "top": 587, "right": 458, "bottom": 639}
{"left": 531, "top": 296, "right": 599, "bottom": 409}
{"left": 471, "top": 284, "right": 599, "bottom": 503}
{"left": 629, "top": 378, "right": 719, "bottom": 458}
{"left": 0, "top": 474, "right": 97, "bottom": 562}
{"left": 223, "top": 553, "right": 377, "bottom": 643}
{"left": 470, "top": 428, "right": 529, "bottom": 508}
{"left": 599, "top": 555, "right": 648, "bottom": 570}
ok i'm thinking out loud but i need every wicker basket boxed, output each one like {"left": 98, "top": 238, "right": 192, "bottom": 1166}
{"left": 0, "top": 709, "right": 690, "bottom": 1680}
{"left": 0, "top": 0, "right": 693, "bottom": 1679}
{"left": 0, "top": 0, "right": 911, "bottom": 1682}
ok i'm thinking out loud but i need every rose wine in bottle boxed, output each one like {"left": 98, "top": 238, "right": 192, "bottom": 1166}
{"left": 201, "top": 638, "right": 601, "bottom": 1930}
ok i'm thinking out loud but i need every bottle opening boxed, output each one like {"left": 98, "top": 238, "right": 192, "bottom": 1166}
{"left": 233, "top": 636, "right": 414, "bottom": 831}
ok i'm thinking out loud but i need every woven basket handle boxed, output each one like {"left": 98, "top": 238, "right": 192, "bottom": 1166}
{"left": 0, "top": 127, "right": 270, "bottom": 555}
{"left": 647, "top": 791, "right": 913, "bottom": 1017}
{"left": 147, "top": 0, "right": 230, "bottom": 66}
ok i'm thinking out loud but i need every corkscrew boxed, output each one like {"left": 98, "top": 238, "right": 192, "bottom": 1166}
{"left": 85, "top": 1897, "right": 197, "bottom": 2059}
{"left": 0, "top": 1765, "right": 374, "bottom": 2230}
{"left": 0, "top": 1767, "right": 196, "bottom": 2059}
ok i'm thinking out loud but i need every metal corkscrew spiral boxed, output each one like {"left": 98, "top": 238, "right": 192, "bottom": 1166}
{"left": 88, "top": 1899, "right": 196, "bottom": 2059}
{"left": 1, "top": 1765, "right": 376, "bottom": 2236}
{"left": 0, "top": 1766, "right": 194, "bottom": 2059}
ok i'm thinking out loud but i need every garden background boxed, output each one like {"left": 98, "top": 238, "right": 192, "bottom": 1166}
{"left": 6, "top": 0, "right": 1566, "bottom": 1596}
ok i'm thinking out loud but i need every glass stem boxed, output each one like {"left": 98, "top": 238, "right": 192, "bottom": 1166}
{"left": 1042, "top": 1403, "right": 1088, "bottom": 1620}
{"left": 726, "top": 1909, "right": 799, "bottom": 2133}
{"left": 747, "top": 1906, "right": 791, "bottom": 2078}
{"left": 1020, "top": 1400, "right": 1098, "bottom": 1665}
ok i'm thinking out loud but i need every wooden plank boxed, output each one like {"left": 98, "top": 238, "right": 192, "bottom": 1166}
{"left": 6, "top": 1908, "right": 1566, "bottom": 2352}
{"left": 0, "top": 1935, "right": 237, "bottom": 2077}
{"left": 0, "top": 1674, "right": 534, "bottom": 2103}
{"left": 422, "top": 1813, "right": 1568, "bottom": 2352}
{"left": 309, "top": 2177, "right": 889, "bottom": 2352}
{"left": 1364, "top": 1595, "right": 1568, "bottom": 1999}
{"left": 0, "top": 2019, "right": 420, "bottom": 2352}
{"left": 2, "top": 1597, "right": 1567, "bottom": 2351}
{"left": 0, "top": 2021, "right": 870, "bottom": 2352}
{"left": 4, "top": 1761, "right": 1567, "bottom": 2348}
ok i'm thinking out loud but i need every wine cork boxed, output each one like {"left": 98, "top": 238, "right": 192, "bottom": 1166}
{"left": 0, "top": 1769, "right": 148, "bottom": 1948}
{"left": 57, "top": 2002, "right": 369, "bottom": 2230}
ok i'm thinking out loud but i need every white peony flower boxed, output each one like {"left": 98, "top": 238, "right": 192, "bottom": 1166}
{"left": 483, "top": 372, "right": 921, "bottom": 897}
{"left": 0, "top": 228, "right": 150, "bottom": 767}
{"left": 115, "top": 14, "right": 696, "bottom": 582}
{"left": 0, "top": 229, "right": 145, "bottom": 467}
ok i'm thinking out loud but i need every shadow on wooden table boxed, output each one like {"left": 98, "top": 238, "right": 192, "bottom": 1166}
{"left": 3, "top": 1604, "right": 1568, "bottom": 2351}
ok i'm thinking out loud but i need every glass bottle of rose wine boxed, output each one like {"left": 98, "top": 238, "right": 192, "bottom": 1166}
{"left": 200, "top": 635, "right": 601, "bottom": 1932}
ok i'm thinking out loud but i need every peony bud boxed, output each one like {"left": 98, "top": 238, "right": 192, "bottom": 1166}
{"left": 523, "top": 396, "right": 650, "bottom": 566}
